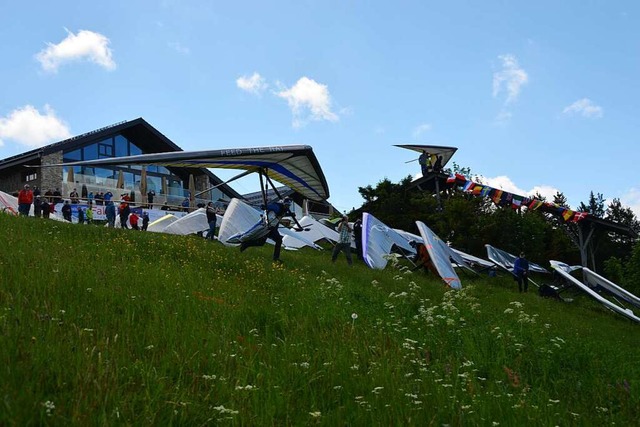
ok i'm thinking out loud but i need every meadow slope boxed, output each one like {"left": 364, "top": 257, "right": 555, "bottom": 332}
{"left": 0, "top": 215, "right": 638, "bottom": 425}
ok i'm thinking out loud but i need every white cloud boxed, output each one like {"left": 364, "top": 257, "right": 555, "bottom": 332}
{"left": 236, "top": 72, "right": 267, "bottom": 95}
{"left": 168, "top": 41, "right": 190, "bottom": 55}
{"left": 35, "top": 29, "right": 116, "bottom": 73}
{"left": 492, "top": 54, "right": 528, "bottom": 104}
{"left": 562, "top": 98, "right": 603, "bottom": 118}
{"left": 494, "top": 109, "right": 513, "bottom": 124}
{"left": 412, "top": 123, "right": 432, "bottom": 139}
{"left": 0, "top": 105, "right": 71, "bottom": 148}
{"left": 481, "top": 175, "right": 560, "bottom": 201}
{"left": 621, "top": 188, "right": 640, "bottom": 218}
{"left": 276, "top": 77, "right": 338, "bottom": 127}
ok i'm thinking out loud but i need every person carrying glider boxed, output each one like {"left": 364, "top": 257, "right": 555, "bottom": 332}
{"left": 410, "top": 240, "right": 438, "bottom": 276}
{"left": 240, "top": 197, "right": 296, "bottom": 263}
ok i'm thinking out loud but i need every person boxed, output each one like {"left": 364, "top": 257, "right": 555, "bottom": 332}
{"left": 87, "top": 191, "right": 94, "bottom": 205}
{"left": 513, "top": 252, "right": 530, "bottom": 293}
{"left": 61, "top": 200, "right": 72, "bottom": 222}
{"left": 77, "top": 207, "right": 85, "bottom": 224}
{"left": 44, "top": 188, "right": 53, "bottom": 203}
{"left": 69, "top": 188, "right": 79, "bottom": 204}
{"left": 161, "top": 201, "right": 169, "bottom": 211}
{"left": 331, "top": 216, "right": 353, "bottom": 265}
{"left": 17, "top": 184, "right": 33, "bottom": 216}
{"left": 141, "top": 212, "right": 149, "bottom": 231}
{"left": 352, "top": 218, "right": 363, "bottom": 260}
{"left": 85, "top": 205, "right": 93, "bottom": 224}
{"left": 147, "top": 190, "right": 155, "bottom": 209}
{"left": 33, "top": 186, "right": 41, "bottom": 198}
{"left": 129, "top": 212, "right": 140, "bottom": 230}
{"left": 410, "top": 241, "right": 439, "bottom": 275}
{"left": 240, "top": 197, "right": 295, "bottom": 263}
{"left": 433, "top": 155, "right": 443, "bottom": 174}
{"left": 418, "top": 151, "right": 430, "bottom": 176}
{"left": 206, "top": 201, "right": 217, "bottom": 240}
{"left": 105, "top": 201, "right": 116, "bottom": 228}
{"left": 53, "top": 188, "right": 62, "bottom": 204}
{"left": 103, "top": 191, "right": 113, "bottom": 204}
{"left": 41, "top": 198, "right": 50, "bottom": 219}
{"left": 33, "top": 195, "right": 42, "bottom": 218}
{"left": 181, "top": 198, "right": 190, "bottom": 212}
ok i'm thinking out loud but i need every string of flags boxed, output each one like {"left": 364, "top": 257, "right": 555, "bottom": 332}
{"left": 446, "top": 173, "right": 588, "bottom": 223}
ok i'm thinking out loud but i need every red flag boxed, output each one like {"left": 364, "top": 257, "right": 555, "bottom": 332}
{"left": 572, "top": 212, "right": 588, "bottom": 222}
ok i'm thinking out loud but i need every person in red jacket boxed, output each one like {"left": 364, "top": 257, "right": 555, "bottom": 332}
{"left": 17, "top": 184, "right": 33, "bottom": 216}
{"left": 129, "top": 212, "right": 140, "bottom": 230}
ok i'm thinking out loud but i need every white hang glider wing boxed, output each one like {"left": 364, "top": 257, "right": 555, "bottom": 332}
{"left": 43, "top": 145, "right": 330, "bottom": 202}
{"left": 147, "top": 214, "right": 178, "bottom": 233}
{"left": 362, "top": 213, "right": 416, "bottom": 269}
{"left": 163, "top": 208, "right": 209, "bottom": 235}
{"left": 282, "top": 215, "right": 341, "bottom": 249}
{"left": 415, "top": 221, "right": 463, "bottom": 289}
{"left": 218, "top": 198, "right": 317, "bottom": 248}
{"left": 485, "top": 244, "right": 549, "bottom": 275}
{"left": 549, "top": 261, "right": 640, "bottom": 323}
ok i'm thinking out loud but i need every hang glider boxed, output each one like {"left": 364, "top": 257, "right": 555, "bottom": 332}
{"left": 549, "top": 261, "right": 640, "bottom": 323}
{"left": 162, "top": 208, "right": 224, "bottom": 237}
{"left": 485, "top": 245, "right": 550, "bottom": 275}
{"left": 42, "top": 145, "right": 330, "bottom": 202}
{"left": 450, "top": 248, "right": 494, "bottom": 270}
{"left": 147, "top": 214, "right": 178, "bottom": 233}
{"left": 362, "top": 213, "right": 415, "bottom": 269}
{"left": 218, "top": 198, "right": 318, "bottom": 249}
{"left": 394, "top": 144, "right": 458, "bottom": 169}
{"left": 550, "top": 261, "right": 640, "bottom": 310}
{"left": 281, "top": 215, "right": 342, "bottom": 249}
{"left": 415, "top": 221, "right": 464, "bottom": 289}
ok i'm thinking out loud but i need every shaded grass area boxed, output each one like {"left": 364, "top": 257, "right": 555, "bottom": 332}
{"left": 0, "top": 214, "right": 639, "bottom": 425}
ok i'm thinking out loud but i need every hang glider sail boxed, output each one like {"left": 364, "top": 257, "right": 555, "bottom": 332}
{"left": 485, "top": 245, "right": 550, "bottom": 275}
{"left": 281, "top": 215, "right": 342, "bottom": 249}
{"left": 44, "top": 145, "right": 330, "bottom": 202}
{"left": 415, "top": 221, "right": 463, "bottom": 289}
{"left": 218, "top": 198, "right": 318, "bottom": 249}
{"left": 362, "top": 213, "right": 415, "bottom": 269}
{"left": 550, "top": 261, "right": 640, "bottom": 323}
{"left": 394, "top": 144, "right": 458, "bottom": 169}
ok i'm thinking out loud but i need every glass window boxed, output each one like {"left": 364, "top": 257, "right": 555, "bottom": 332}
{"left": 123, "top": 172, "right": 135, "bottom": 188}
{"left": 147, "top": 176, "right": 161, "bottom": 193}
{"left": 115, "top": 135, "right": 129, "bottom": 157}
{"left": 99, "top": 143, "right": 113, "bottom": 157}
{"left": 158, "top": 166, "right": 170, "bottom": 175}
{"left": 83, "top": 143, "right": 99, "bottom": 160}
{"left": 130, "top": 143, "right": 142, "bottom": 156}
{"left": 64, "top": 149, "right": 81, "bottom": 161}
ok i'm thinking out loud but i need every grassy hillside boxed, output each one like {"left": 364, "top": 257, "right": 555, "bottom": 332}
{"left": 0, "top": 214, "right": 638, "bottom": 425}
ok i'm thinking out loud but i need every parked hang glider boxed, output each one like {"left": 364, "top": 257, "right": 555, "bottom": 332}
{"left": 147, "top": 214, "right": 178, "bottom": 233}
{"left": 162, "top": 208, "right": 224, "bottom": 237}
{"left": 485, "top": 244, "right": 549, "bottom": 275}
{"left": 362, "top": 213, "right": 416, "bottom": 269}
{"left": 415, "top": 221, "right": 468, "bottom": 289}
{"left": 394, "top": 144, "right": 458, "bottom": 169}
{"left": 549, "top": 260, "right": 640, "bottom": 310}
{"left": 550, "top": 261, "right": 640, "bottom": 323}
{"left": 281, "top": 215, "right": 342, "bottom": 249}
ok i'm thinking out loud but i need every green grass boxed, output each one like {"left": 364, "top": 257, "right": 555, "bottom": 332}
{"left": 0, "top": 214, "right": 639, "bottom": 425}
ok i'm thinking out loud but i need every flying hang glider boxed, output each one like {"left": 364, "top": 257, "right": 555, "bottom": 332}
{"left": 394, "top": 144, "right": 458, "bottom": 170}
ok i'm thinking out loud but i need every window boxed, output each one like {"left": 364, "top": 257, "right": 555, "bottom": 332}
{"left": 24, "top": 172, "right": 37, "bottom": 182}
{"left": 130, "top": 143, "right": 142, "bottom": 156}
{"left": 99, "top": 143, "right": 113, "bottom": 157}
{"left": 115, "top": 135, "right": 129, "bottom": 157}
{"left": 83, "top": 143, "right": 99, "bottom": 160}
{"left": 64, "top": 149, "right": 81, "bottom": 161}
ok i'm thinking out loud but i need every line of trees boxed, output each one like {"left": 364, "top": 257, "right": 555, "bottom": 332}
{"left": 352, "top": 171, "right": 640, "bottom": 294}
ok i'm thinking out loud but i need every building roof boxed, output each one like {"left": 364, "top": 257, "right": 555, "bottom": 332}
{"left": 0, "top": 117, "right": 242, "bottom": 199}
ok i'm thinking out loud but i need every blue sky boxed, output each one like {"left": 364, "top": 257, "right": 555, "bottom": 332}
{"left": 1, "top": 1, "right": 639, "bottom": 214}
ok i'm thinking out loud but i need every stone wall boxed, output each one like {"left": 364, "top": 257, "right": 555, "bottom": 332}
{"left": 40, "top": 151, "right": 63, "bottom": 193}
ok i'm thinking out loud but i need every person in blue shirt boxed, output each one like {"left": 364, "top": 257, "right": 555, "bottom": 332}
{"left": 513, "top": 252, "right": 530, "bottom": 293}
{"left": 240, "top": 197, "right": 295, "bottom": 263}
